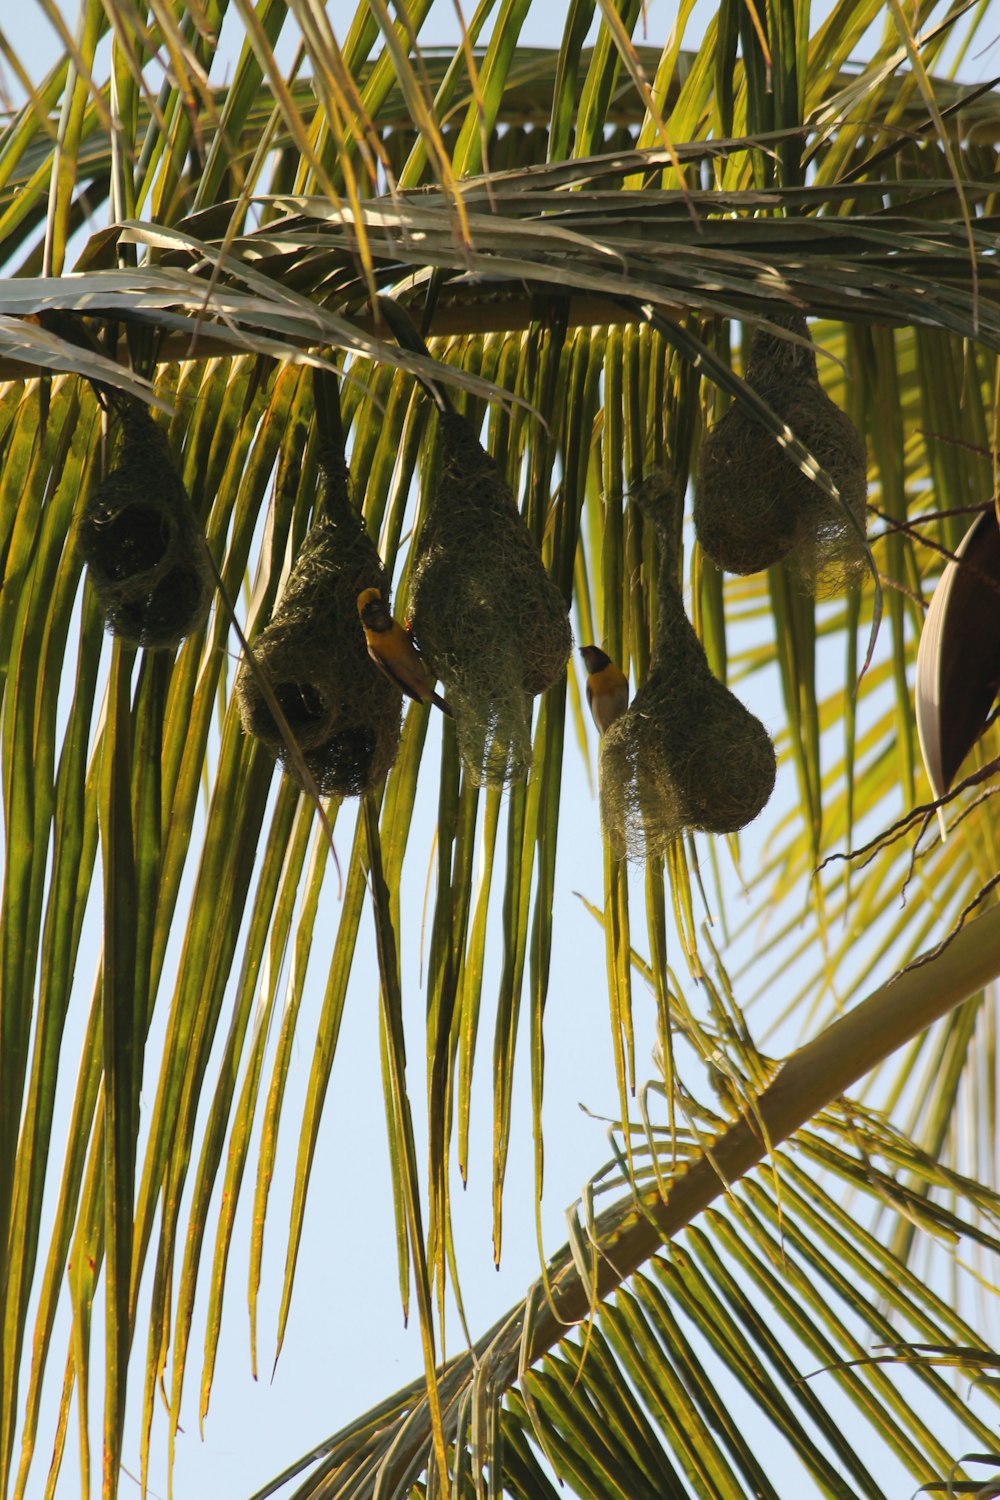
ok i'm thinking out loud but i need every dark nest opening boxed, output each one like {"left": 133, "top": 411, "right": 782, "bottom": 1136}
{"left": 236, "top": 458, "right": 401, "bottom": 799}
{"left": 409, "top": 409, "right": 572, "bottom": 786}
{"left": 601, "top": 474, "right": 776, "bottom": 860}
{"left": 77, "top": 398, "right": 213, "bottom": 649}
{"left": 695, "top": 313, "right": 868, "bottom": 591}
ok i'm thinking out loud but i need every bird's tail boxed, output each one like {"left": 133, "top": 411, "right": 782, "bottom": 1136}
{"left": 375, "top": 295, "right": 453, "bottom": 414}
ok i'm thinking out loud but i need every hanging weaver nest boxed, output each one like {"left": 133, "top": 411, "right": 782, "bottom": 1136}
{"left": 236, "top": 424, "right": 401, "bottom": 798}
{"left": 601, "top": 474, "right": 776, "bottom": 860}
{"left": 409, "top": 406, "right": 573, "bottom": 786}
{"left": 77, "top": 397, "right": 212, "bottom": 648}
{"left": 695, "top": 313, "right": 868, "bottom": 590}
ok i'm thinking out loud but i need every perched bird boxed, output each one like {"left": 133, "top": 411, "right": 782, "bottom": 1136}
{"left": 580, "top": 644, "right": 629, "bottom": 736}
{"left": 357, "top": 588, "right": 453, "bottom": 716}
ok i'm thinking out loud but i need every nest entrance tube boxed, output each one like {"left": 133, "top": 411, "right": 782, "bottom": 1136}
{"left": 77, "top": 398, "right": 212, "bottom": 649}
{"left": 236, "top": 375, "right": 401, "bottom": 798}
{"left": 600, "top": 475, "right": 776, "bottom": 861}
{"left": 695, "top": 313, "right": 868, "bottom": 590}
{"left": 409, "top": 406, "right": 573, "bottom": 786}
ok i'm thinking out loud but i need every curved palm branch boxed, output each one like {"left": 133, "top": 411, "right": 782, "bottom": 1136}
{"left": 255, "top": 900, "right": 1000, "bottom": 1496}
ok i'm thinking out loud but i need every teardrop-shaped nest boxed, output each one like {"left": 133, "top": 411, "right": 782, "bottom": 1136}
{"left": 695, "top": 314, "right": 867, "bottom": 592}
{"left": 601, "top": 475, "right": 776, "bottom": 861}
{"left": 236, "top": 472, "right": 401, "bottom": 798}
{"left": 77, "top": 398, "right": 212, "bottom": 648}
{"left": 409, "top": 409, "right": 572, "bottom": 786}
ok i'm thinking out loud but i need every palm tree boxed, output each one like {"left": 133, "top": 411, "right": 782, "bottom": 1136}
{"left": 4, "top": 1, "right": 1000, "bottom": 1495}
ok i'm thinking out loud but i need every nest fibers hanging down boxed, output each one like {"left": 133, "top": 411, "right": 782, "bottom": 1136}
{"left": 236, "top": 384, "right": 401, "bottom": 798}
{"left": 378, "top": 298, "right": 572, "bottom": 786}
{"left": 77, "top": 396, "right": 212, "bottom": 648}
{"left": 695, "top": 313, "right": 867, "bottom": 590}
{"left": 601, "top": 474, "right": 776, "bottom": 861}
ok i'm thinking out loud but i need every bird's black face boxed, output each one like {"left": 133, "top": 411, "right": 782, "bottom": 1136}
{"left": 580, "top": 644, "right": 610, "bottom": 674}
{"left": 359, "top": 593, "right": 391, "bottom": 632}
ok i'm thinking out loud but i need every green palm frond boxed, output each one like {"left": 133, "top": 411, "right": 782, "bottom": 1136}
{"left": 257, "top": 901, "right": 1000, "bottom": 1496}
{"left": 4, "top": 0, "right": 1000, "bottom": 1496}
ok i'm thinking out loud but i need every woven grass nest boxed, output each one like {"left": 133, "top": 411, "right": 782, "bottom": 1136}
{"left": 375, "top": 295, "right": 572, "bottom": 786}
{"left": 695, "top": 313, "right": 867, "bottom": 590}
{"left": 601, "top": 474, "right": 776, "bottom": 861}
{"left": 77, "top": 397, "right": 212, "bottom": 648}
{"left": 236, "top": 418, "right": 401, "bottom": 798}
{"left": 409, "top": 408, "right": 572, "bottom": 786}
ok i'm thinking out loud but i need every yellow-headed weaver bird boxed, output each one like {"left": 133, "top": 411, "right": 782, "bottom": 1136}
{"left": 357, "top": 588, "right": 453, "bottom": 716}
{"left": 580, "top": 644, "right": 629, "bottom": 736}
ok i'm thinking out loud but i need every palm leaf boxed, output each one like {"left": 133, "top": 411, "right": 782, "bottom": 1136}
{"left": 3, "top": 2, "right": 1000, "bottom": 1497}
{"left": 257, "top": 893, "right": 1000, "bottom": 1496}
